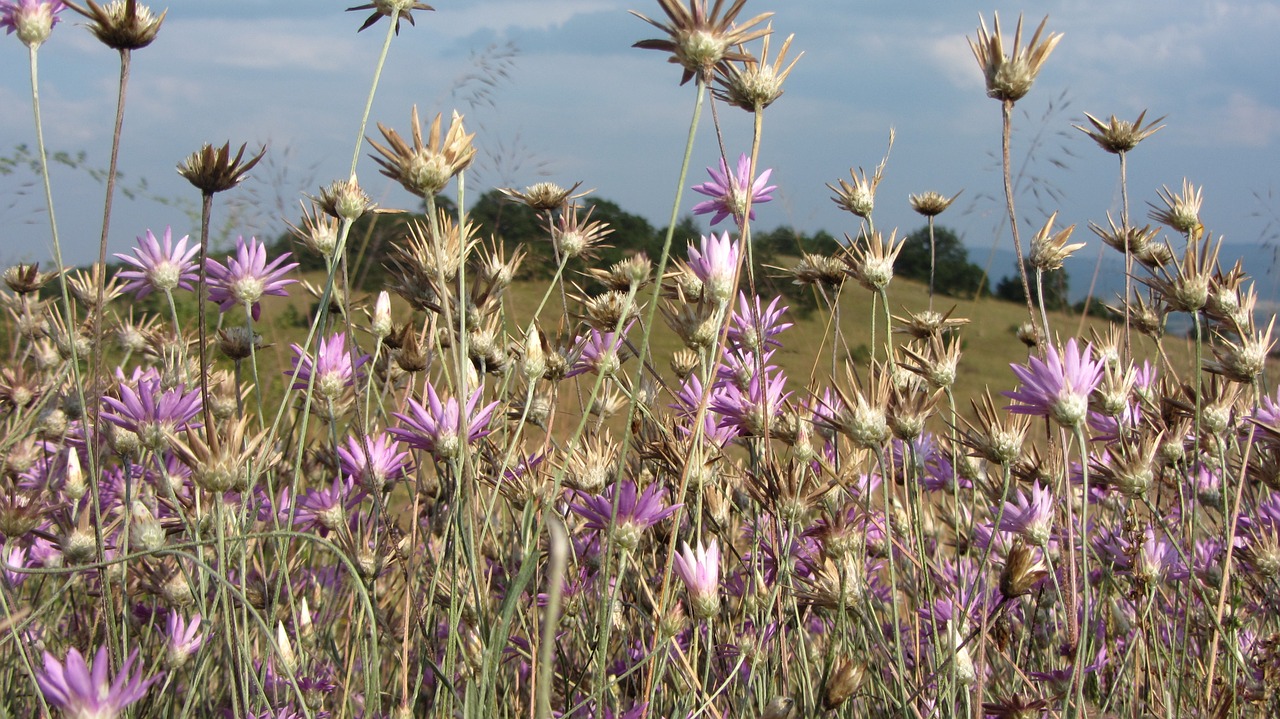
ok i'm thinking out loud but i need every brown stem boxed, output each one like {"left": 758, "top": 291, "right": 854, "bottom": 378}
{"left": 1002, "top": 100, "right": 1037, "bottom": 338}
{"left": 197, "top": 192, "right": 214, "bottom": 443}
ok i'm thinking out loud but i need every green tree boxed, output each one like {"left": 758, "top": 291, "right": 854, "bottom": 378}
{"left": 995, "top": 260, "right": 1070, "bottom": 311}
{"left": 896, "top": 225, "right": 989, "bottom": 299}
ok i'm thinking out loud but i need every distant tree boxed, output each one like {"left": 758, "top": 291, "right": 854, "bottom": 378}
{"left": 896, "top": 225, "right": 989, "bottom": 299}
{"left": 995, "top": 260, "right": 1070, "bottom": 311}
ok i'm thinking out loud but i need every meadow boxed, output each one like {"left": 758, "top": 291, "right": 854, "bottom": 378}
{"left": 1, "top": 1, "right": 1278, "bottom": 718}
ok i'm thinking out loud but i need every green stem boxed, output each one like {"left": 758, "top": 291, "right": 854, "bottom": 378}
{"left": 349, "top": 11, "right": 401, "bottom": 178}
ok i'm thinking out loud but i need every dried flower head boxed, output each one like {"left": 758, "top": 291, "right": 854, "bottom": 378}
{"left": 786, "top": 253, "right": 846, "bottom": 290}
{"left": 73, "top": 0, "right": 165, "bottom": 50}
{"left": 1142, "top": 233, "right": 1219, "bottom": 313}
{"left": 311, "top": 175, "right": 375, "bottom": 222}
{"left": 968, "top": 13, "right": 1062, "bottom": 103}
{"left": 177, "top": 142, "right": 265, "bottom": 195}
{"left": 3, "top": 262, "right": 56, "bottom": 294}
{"left": 1204, "top": 320, "right": 1275, "bottom": 384}
{"left": 551, "top": 203, "right": 613, "bottom": 260}
{"left": 828, "top": 131, "right": 894, "bottom": 220}
{"left": 346, "top": 0, "right": 432, "bottom": 34}
{"left": 499, "top": 181, "right": 586, "bottom": 211}
{"left": 368, "top": 106, "right": 476, "bottom": 198}
{"left": 713, "top": 28, "right": 801, "bottom": 111}
{"left": 842, "top": 229, "right": 906, "bottom": 292}
{"left": 631, "top": 0, "right": 773, "bottom": 85}
{"left": 1029, "top": 211, "right": 1083, "bottom": 272}
{"left": 1148, "top": 178, "right": 1204, "bottom": 236}
{"left": 1074, "top": 110, "right": 1164, "bottom": 154}
{"left": 893, "top": 307, "right": 970, "bottom": 341}
{"left": 1089, "top": 213, "right": 1159, "bottom": 260}
{"left": 957, "top": 390, "right": 1030, "bottom": 465}
{"left": 909, "top": 190, "right": 962, "bottom": 217}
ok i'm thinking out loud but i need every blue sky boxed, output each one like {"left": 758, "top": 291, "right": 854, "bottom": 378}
{"left": 2, "top": 0, "right": 1279, "bottom": 295}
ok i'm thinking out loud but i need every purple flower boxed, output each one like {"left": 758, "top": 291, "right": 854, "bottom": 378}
{"left": 727, "top": 293, "right": 792, "bottom": 352}
{"left": 36, "top": 645, "right": 163, "bottom": 719}
{"left": 288, "top": 331, "right": 369, "bottom": 399}
{"left": 1, "top": 0, "right": 64, "bottom": 47}
{"left": 674, "top": 538, "right": 721, "bottom": 618}
{"left": 337, "top": 431, "right": 410, "bottom": 493}
{"left": 569, "top": 480, "right": 681, "bottom": 551}
{"left": 101, "top": 377, "right": 202, "bottom": 451}
{"left": 566, "top": 322, "right": 633, "bottom": 378}
{"left": 293, "top": 475, "right": 363, "bottom": 533}
{"left": 114, "top": 227, "right": 199, "bottom": 299}
{"left": 687, "top": 232, "right": 740, "bottom": 304}
{"left": 998, "top": 481, "right": 1054, "bottom": 547}
{"left": 165, "top": 612, "right": 206, "bottom": 668}
{"left": 390, "top": 382, "right": 499, "bottom": 462}
{"left": 1004, "top": 338, "right": 1104, "bottom": 428}
{"left": 691, "top": 153, "right": 776, "bottom": 226}
{"left": 2, "top": 543, "right": 30, "bottom": 586}
{"left": 205, "top": 236, "right": 298, "bottom": 321}
{"left": 708, "top": 363, "right": 789, "bottom": 438}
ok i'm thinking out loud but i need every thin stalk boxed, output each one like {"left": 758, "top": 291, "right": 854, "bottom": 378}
{"left": 1002, "top": 100, "right": 1038, "bottom": 334}
{"left": 349, "top": 13, "right": 401, "bottom": 178}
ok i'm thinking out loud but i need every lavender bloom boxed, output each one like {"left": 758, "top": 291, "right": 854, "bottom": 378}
{"left": 674, "top": 538, "right": 721, "bottom": 618}
{"left": 566, "top": 322, "right": 633, "bottom": 378}
{"left": 165, "top": 612, "right": 206, "bottom": 668}
{"left": 1004, "top": 338, "right": 1104, "bottom": 428}
{"left": 293, "top": 475, "right": 363, "bottom": 533}
{"left": 691, "top": 153, "right": 776, "bottom": 226}
{"left": 36, "top": 645, "right": 163, "bottom": 719}
{"left": 708, "top": 364, "right": 789, "bottom": 438}
{"left": 114, "top": 227, "right": 199, "bottom": 299}
{"left": 998, "top": 481, "right": 1055, "bottom": 547}
{"left": 390, "top": 382, "right": 499, "bottom": 462}
{"left": 2, "top": 543, "right": 29, "bottom": 586}
{"left": 205, "top": 236, "right": 298, "bottom": 320}
{"left": 669, "top": 375, "right": 739, "bottom": 446}
{"left": 288, "top": 331, "right": 369, "bottom": 399}
{"left": 569, "top": 480, "right": 680, "bottom": 551}
{"left": 337, "top": 431, "right": 410, "bottom": 493}
{"left": 687, "top": 232, "right": 741, "bottom": 304}
{"left": 101, "top": 377, "right": 202, "bottom": 451}
{"left": 1, "top": 0, "right": 63, "bottom": 47}
{"left": 727, "top": 293, "right": 792, "bottom": 352}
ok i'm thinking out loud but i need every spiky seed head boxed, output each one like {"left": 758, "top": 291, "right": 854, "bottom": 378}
{"left": 1074, "top": 110, "right": 1164, "bottom": 154}
{"left": 968, "top": 13, "right": 1062, "bottom": 103}
{"left": 3, "top": 263, "right": 55, "bottom": 294}
{"left": 499, "top": 181, "right": 585, "bottom": 211}
{"left": 1148, "top": 179, "right": 1204, "bottom": 236}
{"left": 313, "top": 176, "right": 374, "bottom": 221}
{"left": 177, "top": 142, "right": 265, "bottom": 195}
{"left": 671, "top": 348, "right": 700, "bottom": 379}
{"left": 1029, "top": 212, "right": 1083, "bottom": 272}
{"left": 909, "top": 190, "right": 962, "bottom": 217}
{"left": 76, "top": 0, "right": 166, "bottom": 50}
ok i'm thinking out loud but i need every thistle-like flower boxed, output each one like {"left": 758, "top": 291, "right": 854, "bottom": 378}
{"left": 566, "top": 323, "right": 634, "bottom": 378}
{"left": 686, "top": 231, "right": 741, "bottom": 304}
{"left": 114, "top": 227, "right": 198, "bottom": 299}
{"left": 673, "top": 538, "right": 721, "bottom": 618}
{"left": 311, "top": 175, "right": 375, "bottom": 222}
{"left": 1148, "top": 178, "right": 1204, "bottom": 236}
{"left": 367, "top": 106, "right": 475, "bottom": 198}
{"left": 713, "top": 28, "right": 800, "bottom": 111}
{"left": 691, "top": 153, "right": 775, "bottom": 226}
{"left": 631, "top": 0, "right": 773, "bottom": 85}
{"left": 499, "top": 181, "right": 586, "bottom": 212}
{"left": 569, "top": 480, "right": 680, "bottom": 551}
{"left": 1029, "top": 211, "right": 1083, "bottom": 272}
{"left": 177, "top": 142, "right": 265, "bottom": 195}
{"left": 968, "top": 13, "right": 1062, "bottom": 103}
{"left": 73, "top": 0, "right": 165, "bottom": 50}
{"left": 1, "top": 0, "right": 64, "bottom": 48}
{"left": 1004, "top": 338, "right": 1104, "bottom": 428}
{"left": 346, "top": 0, "right": 432, "bottom": 34}
{"left": 3, "top": 262, "right": 56, "bottom": 294}
{"left": 36, "top": 645, "right": 163, "bottom": 718}
{"left": 843, "top": 230, "right": 906, "bottom": 292}
{"left": 165, "top": 612, "right": 206, "bottom": 668}
{"left": 101, "top": 375, "right": 202, "bottom": 451}
{"left": 909, "top": 190, "right": 962, "bottom": 217}
{"left": 205, "top": 236, "right": 299, "bottom": 320}
{"left": 389, "top": 382, "right": 499, "bottom": 462}
{"left": 288, "top": 331, "right": 370, "bottom": 401}
{"left": 998, "top": 481, "right": 1054, "bottom": 546}
{"left": 1074, "top": 110, "right": 1164, "bottom": 154}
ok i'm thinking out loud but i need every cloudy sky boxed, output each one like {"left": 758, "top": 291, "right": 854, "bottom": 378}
{"left": 2, "top": 0, "right": 1279, "bottom": 291}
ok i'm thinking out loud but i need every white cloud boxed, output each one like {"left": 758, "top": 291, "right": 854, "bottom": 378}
{"left": 1214, "top": 92, "right": 1280, "bottom": 148}
{"left": 160, "top": 18, "right": 361, "bottom": 72}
